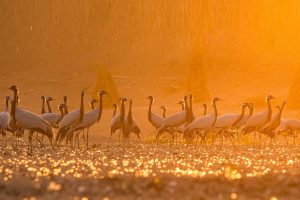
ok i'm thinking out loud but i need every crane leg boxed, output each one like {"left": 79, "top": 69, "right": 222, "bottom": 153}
{"left": 28, "top": 131, "right": 33, "bottom": 154}
{"left": 170, "top": 132, "right": 174, "bottom": 146}
{"left": 274, "top": 134, "right": 278, "bottom": 147}
{"left": 49, "top": 137, "right": 54, "bottom": 150}
{"left": 71, "top": 130, "right": 75, "bottom": 148}
{"left": 41, "top": 134, "right": 44, "bottom": 146}
{"left": 155, "top": 131, "right": 161, "bottom": 146}
{"left": 264, "top": 136, "right": 268, "bottom": 147}
{"left": 293, "top": 130, "right": 296, "bottom": 145}
{"left": 4, "top": 130, "right": 7, "bottom": 148}
{"left": 76, "top": 131, "right": 80, "bottom": 149}
{"left": 81, "top": 129, "right": 85, "bottom": 145}
{"left": 212, "top": 129, "right": 221, "bottom": 146}
{"left": 224, "top": 131, "right": 235, "bottom": 148}
{"left": 1, "top": 130, "right": 5, "bottom": 148}
{"left": 86, "top": 128, "right": 89, "bottom": 149}
{"left": 108, "top": 128, "right": 113, "bottom": 145}
{"left": 258, "top": 132, "right": 262, "bottom": 148}
{"left": 200, "top": 130, "right": 208, "bottom": 145}
{"left": 221, "top": 133, "right": 223, "bottom": 146}
{"left": 118, "top": 131, "right": 121, "bottom": 145}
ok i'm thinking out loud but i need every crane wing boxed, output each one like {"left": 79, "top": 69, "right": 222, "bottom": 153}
{"left": 214, "top": 113, "right": 239, "bottom": 128}
{"left": 163, "top": 111, "right": 186, "bottom": 127}
{"left": 40, "top": 113, "right": 60, "bottom": 125}
{"left": 188, "top": 114, "right": 214, "bottom": 130}
{"left": 0, "top": 111, "right": 10, "bottom": 129}
{"left": 15, "top": 108, "right": 51, "bottom": 133}
{"left": 59, "top": 109, "right": 80, "bottom": 129}
{"left": 286, "top": 119, "right": 300, "bottom": 129}
{"left": 76, "top": 109, "right": 98, "bottom": 129}
{"left": 245, "top": 110, "right": 268, "bottom": 127}
{"left": 150, "top": 113, "right": 165, "bottom": 128}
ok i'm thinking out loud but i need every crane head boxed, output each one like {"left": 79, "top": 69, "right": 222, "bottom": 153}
{"left": 58, "top": 103, "right": 65, "bottom": 109}
{"left": 99, "top": 90, "right": 107, "bottom": 96}
{"left": 63, "top": 96, "right": 68, "bottom": 103}
{"left": 266, "top": 95, "right": 275, "bottom": 101}
{"left": 119, "top": 97, "right": 128, "bottom": 102}
{"left": 9, "top": 85, "right": 18, "bottom": 92}
{"left": 147, "top": 96, "right": 153, "bottom": 100}
{"left": 80, "top": 91, "right": 85, "bottom": 96}
{"left": 112, "top": 103, "right": 118, "bottom": 108}
{"left": 41, "top": 96, "right": 45, "bottom": 100}
{"left": 46, "top": 96, "right": 55, "bottom": 101}
{"left": 203, "top": 103, "right": 207, "bottom": 108}
{"left": 247, "top": 103, "right": 255, "bottom": 110}
{"left": 212, "top": 97, "right": 221, "bottom": 102}
{"left": 89, "top": 99, "right": 98, "bottom": 104}
{"left": 5, "top": 96, "right": 10, "bottom": 101}
{"left": 160, "top": 105, "right": 167, "bottom": 110}
{"left": 177, "top": 100, "right": 184, "bottom": 105}
{"left": 242, "top": 103, "right": 248, "bottom": 109}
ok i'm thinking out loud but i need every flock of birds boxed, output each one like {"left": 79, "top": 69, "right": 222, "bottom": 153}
{"left": 0, "top": 85, "right": 299, "bottom": 153}
{"left": 148, "top": 95, "right": 299, "bottom": 146}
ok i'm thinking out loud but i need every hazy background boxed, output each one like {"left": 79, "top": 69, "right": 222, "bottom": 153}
{"left": 1, "top": 1, "right": 300, "bottom": 138}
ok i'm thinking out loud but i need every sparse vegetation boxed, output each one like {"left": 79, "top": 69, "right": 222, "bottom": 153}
{"left": 92, "top": 64, "right": 120, "bottom": 106}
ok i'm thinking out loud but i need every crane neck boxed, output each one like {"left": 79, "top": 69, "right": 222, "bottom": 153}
{"left": 64, "top": 98, "right": 69, "bottom": 114}
{"left": 128, "top": 100, "right": 133, "bottom": 122}
{"left": 203, "top": 106, "right": 207, "bottom": 116}
{"left": 189, "top": 96, "right": 194, "bottom": 122}
{"left": 278, "top": 102, "right": 286, "bottom": 120}
{"left": 46, "top": 100, "right": 52, "bottom": 113}
{"left": 233, "top": 106, "right": 246, "bottom": 127}
{"left": 41, "top": 99, "right": 46, "bottom": 114}
{"left": 5, "top": 98, "right": 9, "bottom": 112}
{"left": 79, "top": 94, "right": 84, "bottom": 123}
{"left": 55, "top": 106, "right": 65, "bottom": 126}
{"left": 64, "top": 105, "right": 69, "bottom": 114}
{"left": 266, "top": 99, "right": 272, "bottom": 123}
{"left": 120, "top": 100, "right": 126, "bottom": 122}
{"left": 147, "top": 99, "right": 153, "bottom": 123}
{"left": 90, "top": 102, "right": 95, "bottom": 110}
{"left": 162, "top": 109, "right": 166, "bottom": 118}
{"left": 11, "top": 90, "right": 18, "bottom": 120}
{"left": 211, "top": 101, "right": 218, "bottom": 126}
{"left": 181, "top": 104, "right": 185, "bottom": 111}
{"left": 184, "top": 98, "right": 190, "bottom": 122}
{"left": 59, "top": 106, "right": 64, "bottom": 116}
{"left": 97, "top": 94, "right": 104, "bottom": 122}
{"left": 249, "top": 108, "right": 254, "bottom": 118}
{"left": 113, "top": 106, "right": 117, "bottom": 117}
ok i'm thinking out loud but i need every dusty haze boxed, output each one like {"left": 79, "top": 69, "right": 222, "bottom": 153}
{"left": 1, "top": 1, "right": 300, "bottom": 138}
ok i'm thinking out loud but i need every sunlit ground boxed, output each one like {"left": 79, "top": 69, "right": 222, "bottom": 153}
{"left": 1, "top": 140, "right": 300, "bottom": 200}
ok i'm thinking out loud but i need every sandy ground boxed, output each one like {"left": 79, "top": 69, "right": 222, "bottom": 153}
{"left": 1, "top": 140, "right": 300, "bottom": 200}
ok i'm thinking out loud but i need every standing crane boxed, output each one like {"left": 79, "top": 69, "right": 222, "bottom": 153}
{"left": 73, "top": 91, "right": 106, "bottom": 148}
{"left": 56, "top": 91, "right": 85, "bottom": 146}
{"left": 184, "top": 97, "right": 221, "bottom": 144}
{"left": 9, "top": 86, "right": 54, "bottom": 153}
{"left": 242, "top": 95, "right": 275, "bottom": 145}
